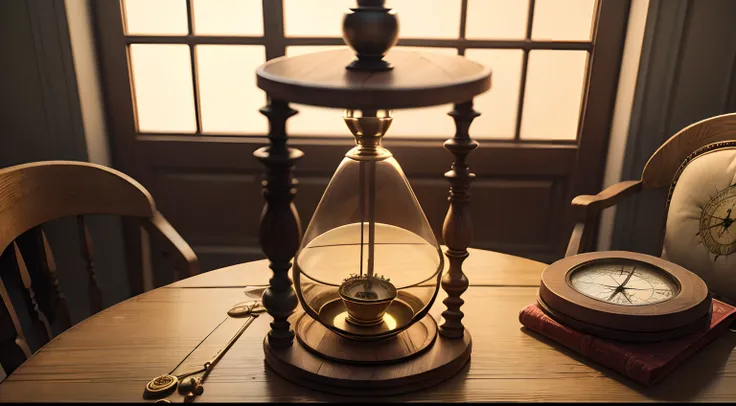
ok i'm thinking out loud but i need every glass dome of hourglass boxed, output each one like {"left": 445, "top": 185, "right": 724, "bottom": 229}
{"left": 293, "top": 109, "right": 444, "bottom": 341}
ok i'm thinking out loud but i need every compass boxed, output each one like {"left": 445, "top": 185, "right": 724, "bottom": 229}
{"left": 538, "top": 251, "right": 712, "bottom": 342}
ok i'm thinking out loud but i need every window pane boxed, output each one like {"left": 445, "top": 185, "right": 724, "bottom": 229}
{"left": 466, "top": 0, "right": 529, "bottom": 40}
{"left": 386, "top": 0, "right": 461, "bottom": 39}
{"left": 532, "top": 0, "right": 596, "bottom": 41}
{"left": 197, "top": 45, "right": 266, "bottom": 134}
{"left": 465, "top": 49, "right": 523, "bottom": 139}
{"left": 192, "top": 0, "right": 263, "bottom": 36}
{"left": 284, "top": 0, "right": 351, "bottom": 37}
{"left": 123, "top": 0, "right": 188, "bottom": 35}
{"left": 284, "top": 0, "right": 461, "bottom": 39}
{"left": 520, "top": 51, "right": 588, "bottom": 140}
{"left": 129, "top": 44, "right": 196, "bottom": 133}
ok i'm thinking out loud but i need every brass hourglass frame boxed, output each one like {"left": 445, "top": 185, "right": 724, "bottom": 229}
{"left": 292, "top": 108, "right": 444, "bottom": 341}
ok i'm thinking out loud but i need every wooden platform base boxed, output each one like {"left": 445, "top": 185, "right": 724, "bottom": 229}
{"left": 264, "top": 313, "right": 472, "bottom": 396}
{"left": 295, "top": 312, "right": 438, "bottom": 365}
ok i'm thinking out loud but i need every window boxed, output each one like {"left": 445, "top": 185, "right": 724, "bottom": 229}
{"left": 99, "top": 0, "right": 628, "bottom": 268}
{"left": 122, "top": 0, "right": 597, "bottom": 141}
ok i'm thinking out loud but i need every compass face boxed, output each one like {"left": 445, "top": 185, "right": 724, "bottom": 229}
{"left": 698, "top": 184, "right": 736, "bottom": 259}
{"left": 568, "top": 259, "right": 679, "bottom": 306}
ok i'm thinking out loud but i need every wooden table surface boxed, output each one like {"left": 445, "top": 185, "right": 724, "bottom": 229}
{"left": 1, "top": 248, "right": 735, "bottom": 402}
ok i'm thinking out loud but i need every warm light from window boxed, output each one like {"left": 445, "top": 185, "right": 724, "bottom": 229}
{"left": 284, "top": 0, "right": 462, "bottom": 39}
{"left": 465, "top": 49, "right": 524, "bottom": 139}
{"left": 129, "top": 44, "right": 196, "bottom": 133}
{"left": 124, "top": 0, "right": 597, "bottom": 141}
{"left": 532, "top": 0, "right": 596, "bottom": 41}
{"left": 466, "top": 0, "right": 529, "bottom": 39}
{"left": 196, "top": 45, "right": 267, "bottom": 134}
{"left": 520, "top": 51, "right": 588, "bottom": 140}
{"left": 192, "top": 0, "right": 264, "bottom": 36}
{"left": 385, "top": 0, "right": 461, "bottom": 39}
{"left": 123, "top": 0, "right": 188, "bottom": 35}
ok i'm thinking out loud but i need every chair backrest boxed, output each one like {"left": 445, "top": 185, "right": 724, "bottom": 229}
{"left": 0, "top": 161, "right": 199, "bottom": 375}
{"left": 635, "top": 114, "right": 736, "bottom": 302}
{"left": 641, "top": 113, "right": 736, "bottom": 189}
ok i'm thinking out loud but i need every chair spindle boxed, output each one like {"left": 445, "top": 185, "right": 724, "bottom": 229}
{"left": 13, "top": 242, "right": 52, "bottom": 345}
{"left": 78, "top": 216, "right": 104, "bottom": 314}
{"left": 0, "top": 276, "right": 32, "bottom": 360}
{"left": 39, "top": 230, "right": 72, "bottom": 331}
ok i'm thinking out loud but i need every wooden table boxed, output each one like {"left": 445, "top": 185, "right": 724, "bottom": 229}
{"left": 1, "top": 248, "right": 735, "bottom": 402}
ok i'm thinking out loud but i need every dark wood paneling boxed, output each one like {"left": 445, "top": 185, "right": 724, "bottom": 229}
{"left": 152, "top": 172, "right": 262, "bottom": 247}
{"left": 152, "top": 167, "right": 563, "bottom": 270}
{"left": 412, "top": 178, "right": 557, "bottom": 245}
{"left": 152, "top": 172, "right": 328, "bottom": 247}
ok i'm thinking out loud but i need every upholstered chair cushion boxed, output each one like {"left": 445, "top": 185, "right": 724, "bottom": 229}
{"left": 662, "top": 146, "right": 736, "bottom": 302}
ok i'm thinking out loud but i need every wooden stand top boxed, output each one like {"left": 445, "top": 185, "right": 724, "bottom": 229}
{"left": 3, "top": 248, "right": 736, "bottom": 402}
{"left": 256, "top": 49, "right": 491, "bottom": 109}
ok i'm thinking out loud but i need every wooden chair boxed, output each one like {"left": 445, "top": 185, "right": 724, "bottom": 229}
{"left": 0, "top": 161, "right": 199, "bottom": 376}
{"left": 566, "top": 113, "right": 736, "bottom": 301}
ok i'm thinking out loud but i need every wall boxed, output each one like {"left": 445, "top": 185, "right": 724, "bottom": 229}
{"left": 597, "top": 0, "right": 650, "bottom": 250}
{"left": 0, "top": 0, "right": 86, "bottom": 166}
{"left": 0, "top": 0, "right": 129, "bottom": 338}
{"left": 65, "top": 0, "right": 111, "bottom": 166}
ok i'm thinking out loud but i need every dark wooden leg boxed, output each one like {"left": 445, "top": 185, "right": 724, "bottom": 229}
{"left": 439, "top": 101, "right": 479, "bottom": 339}
{"left": 255, "top": 99, "right": 303, "bottom": 347}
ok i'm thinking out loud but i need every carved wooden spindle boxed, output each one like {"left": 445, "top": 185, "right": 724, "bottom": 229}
{"left": 255, "top": 99, "right": 303, "bottom": 347}
{"left": 0, "top": 276, "right": 33, "bottom": 361}
{"left": 439, "top": 100, "right": 480, "bottom": 339}
{"left": 13, "top": 242, "right": 53, "bottom": 344}
{"left": 39, "top": 230, "right": 72, "bottom": 331}
{"left": 77, "top": 216, "right": 104, "bottom": 314}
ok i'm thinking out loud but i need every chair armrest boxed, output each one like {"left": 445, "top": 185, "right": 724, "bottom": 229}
{"left": 141, "top": 212, "right": 200, "bottom": 279}
{"left": 565, "top": 180, "right": 643, "bottom": 257}
{"left": 571, "top": 180, "right": 643, "bottom": 215}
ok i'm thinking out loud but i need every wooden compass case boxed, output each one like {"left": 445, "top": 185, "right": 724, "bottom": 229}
{"left": 538, "top": 251, "right": 712, "bottom": 342}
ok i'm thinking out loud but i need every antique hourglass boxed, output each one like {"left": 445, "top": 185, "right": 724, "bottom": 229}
{"left": 255, "top": 0, "right": 490, "bottom": 395}
{"left": 293, "top": 109, "right": 444, "bottom": 341}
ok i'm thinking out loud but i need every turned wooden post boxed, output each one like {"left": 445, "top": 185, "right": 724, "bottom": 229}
{"left": 255, "top": 99, "right": 303, "bottom": 347}
{"left": 439, "top": 100, "right": 479, "bottom": 339}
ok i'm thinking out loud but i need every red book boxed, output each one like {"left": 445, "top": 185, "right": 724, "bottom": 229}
{"left": 518, "top": 299, "right": 736, "bottom": 387}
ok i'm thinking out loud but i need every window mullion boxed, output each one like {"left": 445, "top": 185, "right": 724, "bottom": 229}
{"left": 514, "top": 0, "right": 536, "bottom": 141}
{"left": 458, "top": 0, "right": 468, "bottom": 55}
{"left": 262, "top": 0, "right": 286, "bottom": 60}
{"left": 186, "top": 0, "right": 202, "bottom": 135}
